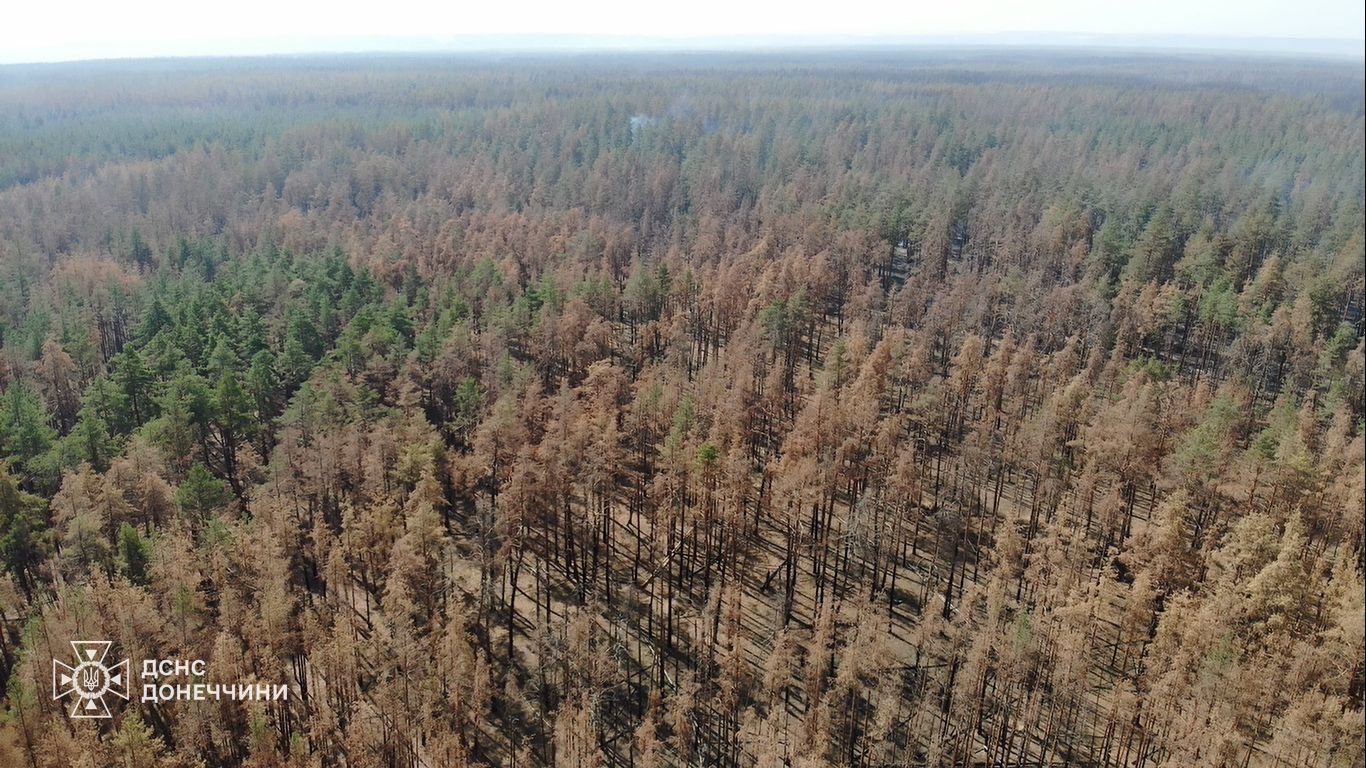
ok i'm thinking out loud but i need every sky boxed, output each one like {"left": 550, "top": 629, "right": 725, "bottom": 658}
{"left": 2, "top": 0, "right": 1363, "bottom": 63}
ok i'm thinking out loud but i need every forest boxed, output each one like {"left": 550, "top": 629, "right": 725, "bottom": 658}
{"left": 0, "top": 50, "right": 1362, "bottom": 767}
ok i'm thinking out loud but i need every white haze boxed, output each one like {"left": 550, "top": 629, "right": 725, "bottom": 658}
{"left": 2, "top": 0, "right": 1363, "bottom": 64}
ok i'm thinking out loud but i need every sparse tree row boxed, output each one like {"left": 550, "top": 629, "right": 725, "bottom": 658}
{"left": 0, "top": 54, "right": 1361, "bottom": 767}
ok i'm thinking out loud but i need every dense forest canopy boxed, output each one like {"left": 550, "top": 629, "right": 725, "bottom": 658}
{"left": 0, "top": 50, "right": 1361, "bottom": 767}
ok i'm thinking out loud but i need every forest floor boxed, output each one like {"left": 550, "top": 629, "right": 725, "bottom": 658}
{"left": 452, "top": 454, "right": 1157, "bottom": 766}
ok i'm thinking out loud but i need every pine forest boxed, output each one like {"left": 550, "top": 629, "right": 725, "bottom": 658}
{"left": 0, "top": 51, "right": 1362, "bottom": 767}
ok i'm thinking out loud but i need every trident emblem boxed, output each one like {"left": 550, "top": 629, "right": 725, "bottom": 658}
{"left": 53, "top": 641, "right": 129, "bottom": 718}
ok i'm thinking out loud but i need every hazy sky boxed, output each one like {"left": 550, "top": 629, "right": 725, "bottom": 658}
{"left": 4, "top": 0, "right": 1364, "bottom": 63}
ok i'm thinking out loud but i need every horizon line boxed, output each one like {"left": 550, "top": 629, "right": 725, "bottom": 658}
{"left": 3, "top": 31, "right": 1363, "bottom": 67}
